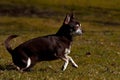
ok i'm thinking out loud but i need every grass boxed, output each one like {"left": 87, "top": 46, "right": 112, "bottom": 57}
{"left": 0, "top": 0, "right": 120, "bottom": 80}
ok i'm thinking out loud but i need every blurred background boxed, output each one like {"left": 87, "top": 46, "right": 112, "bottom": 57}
{"left": 0, "top": 0, "right": 120, "bottom": 25}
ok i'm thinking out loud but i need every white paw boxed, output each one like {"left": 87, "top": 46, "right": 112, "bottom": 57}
{"left": 73, "top": 64, "right": 78, "bottom": 68}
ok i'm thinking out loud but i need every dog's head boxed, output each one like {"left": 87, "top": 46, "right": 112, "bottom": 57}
{"left": 63, "top": 13, "right": 82, "bottom": 36}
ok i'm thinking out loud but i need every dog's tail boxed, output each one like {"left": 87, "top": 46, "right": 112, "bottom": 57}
{"left": 4, "top": 35, "right": 18, "bottom": 54}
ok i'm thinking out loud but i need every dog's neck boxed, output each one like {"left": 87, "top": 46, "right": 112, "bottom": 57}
{"left": 56, "top": 24, "right": 73, "bottom": 41}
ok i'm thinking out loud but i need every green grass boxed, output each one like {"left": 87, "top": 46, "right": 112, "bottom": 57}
{"left": 0, "top": 0, "right": 120, "bottom": 80}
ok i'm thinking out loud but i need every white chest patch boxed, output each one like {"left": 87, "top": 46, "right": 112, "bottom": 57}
{"left": 65, "top": 48, "right": 71, "bottom": 54}
{"left": 65, "top": 46, "right": 71, "bottom": 54}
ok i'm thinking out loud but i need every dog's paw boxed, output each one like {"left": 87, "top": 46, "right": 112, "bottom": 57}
{"left": 72, "top": 64, "right": 78, "bottom": 68}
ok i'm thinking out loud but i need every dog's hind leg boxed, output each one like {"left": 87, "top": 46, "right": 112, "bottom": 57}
{"left": 21, "top": 57, "right": 31, "bottom": 71}
{"left": 26, "top": 57, "right": 31, "bottom": 68}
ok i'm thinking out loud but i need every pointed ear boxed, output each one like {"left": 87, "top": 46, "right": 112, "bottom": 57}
{"left": 63, "top": 14, "right": 71, "bottom": 24}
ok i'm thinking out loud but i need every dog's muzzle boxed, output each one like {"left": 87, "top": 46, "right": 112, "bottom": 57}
{"left": 71, "top": 28, "right": 82, "bottom": 36}
{"left": 75, "top": 28, "right": 82, "bottom": 35}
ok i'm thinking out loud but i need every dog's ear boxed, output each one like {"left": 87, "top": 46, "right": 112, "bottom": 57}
{"left": 63, "top": 14, "right": 71, "bottom": 24}
{"left": 63, "top": 13, "right": 75, "bottom": 24}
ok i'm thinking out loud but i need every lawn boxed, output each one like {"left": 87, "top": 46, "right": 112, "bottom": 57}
{"left": 0, "top": 0, "right": 120, "bottom": 80}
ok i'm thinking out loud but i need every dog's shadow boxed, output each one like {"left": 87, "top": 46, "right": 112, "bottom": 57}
{"left": 0, "top": 64, "right": 32, "bottom": 72}
{"left": 0, "top": 64, "right": 60, "bottom": 73}
{"left": 0, "top": 64, "right": 17, "bottom": 71}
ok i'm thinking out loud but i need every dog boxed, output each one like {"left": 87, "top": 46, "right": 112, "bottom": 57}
{"left": 4, "top": 13, "right": 82, "bottom": 72}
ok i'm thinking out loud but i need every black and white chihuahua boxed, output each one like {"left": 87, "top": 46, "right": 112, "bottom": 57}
{"left": 5, "top": 13, "right": 82, "bottom": 72}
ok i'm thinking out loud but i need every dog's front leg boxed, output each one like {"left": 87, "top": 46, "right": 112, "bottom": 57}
{"left": 61, "top": 58, "right": 69, "bottom": 71}
{"left": 68, "top": 56, "right": 78, "bottom": 68}
{"left": 61, "top": 55, "right": 78, "bottom": 71}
